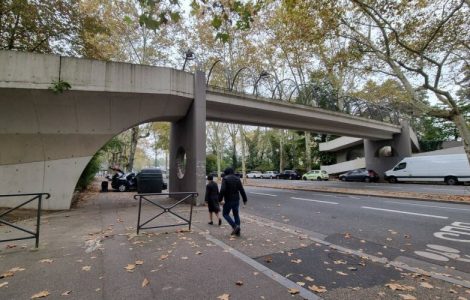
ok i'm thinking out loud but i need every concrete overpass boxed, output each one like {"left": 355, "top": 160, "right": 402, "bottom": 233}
{"left": 0, "top": 51, "right": 412, "bottom": 210}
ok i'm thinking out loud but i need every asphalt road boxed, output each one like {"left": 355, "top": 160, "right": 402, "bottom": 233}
{"left": 250, "top": 178, "right": 470, "bottom": 195}
{"left": 243, "top": 186, "right": 470, "bottom": 275}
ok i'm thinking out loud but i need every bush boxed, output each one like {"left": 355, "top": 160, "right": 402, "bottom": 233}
{"left": 75, "top": 154, "right": 101, "bottom": 191}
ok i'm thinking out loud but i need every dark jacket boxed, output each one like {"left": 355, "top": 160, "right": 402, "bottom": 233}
{"left": 218, "top": 174, "right": 247, "bottom": 204}
{"left": 205, "top": 181, "right": 219, "bottom": 204}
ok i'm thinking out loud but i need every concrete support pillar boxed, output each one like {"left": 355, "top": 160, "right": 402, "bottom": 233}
{"left": 169, "top": 71, "right": 206, "bottom": 205}
{"left": 364, "top": 121, "right": 412, "bottom": 180}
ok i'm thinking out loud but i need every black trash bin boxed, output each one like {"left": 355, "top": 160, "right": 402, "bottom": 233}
{"left": 101, "top": 181, "right": 109, "bottom": 192}
{"left": 137, "top": 169, "right": 167, "bottom": 194}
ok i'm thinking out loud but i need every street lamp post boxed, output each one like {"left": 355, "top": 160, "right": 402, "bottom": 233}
{"left": 271, "top": 78, "right": 298, "bottom": 100}
{"left": 253, "top": 71, "right": 270, "bottom": 95}
{"left": 206, "top": 59, "right": 222, "bottom": 86}
{"left": 182, "top": 49, "right": 195, "bottom": 71}
{"left": 230, "top": 67, "right": 249, "bottom": 91}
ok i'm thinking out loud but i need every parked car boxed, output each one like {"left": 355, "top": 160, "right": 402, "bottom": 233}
{"left": 384, "top": 154, "right": 470, "bottom": 185}
{"left": 107, "top": 170, "right": 137, "bottom": 192}
{"left": 302, "top": 170, "right": 329, "bottom": 181}
{"left": 277, "top": 170, "right": 301, "bottom": 180}
{"left": 207, "top": 171, "right": 223, "bottom": 179}
{"left": 339, "top": 168, "right": 379, "bottom": 182}
{"left": 261, "top": 171, "right": 279, "bottom": 179}
{"left": 207, "top": 171, "right": 244, "bottom": 179}
{"left": 246, "top": 171, "right": 262, "bottom": 179}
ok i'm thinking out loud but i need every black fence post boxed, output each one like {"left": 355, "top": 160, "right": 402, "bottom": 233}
{"left": 134, "top": 192, "right": 198, "bottom": 234}
{"left": 0, "top": 193, "right": 50, "bottom": 248}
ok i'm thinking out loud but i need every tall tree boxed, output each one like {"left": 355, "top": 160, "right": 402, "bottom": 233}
{"left": 336, "top": 0, "right": 470, "bottom": 162}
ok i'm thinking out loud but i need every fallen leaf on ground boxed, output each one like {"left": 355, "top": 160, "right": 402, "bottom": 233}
{"left": 6, "top": 244, "right": 16, "bottom": 249}
{"left": 344, "top": 232, "right": 351, "bottom": 239}
{"left": 236, "top": 281, "right": 243, "bottom": 286}
{"left": 217, "top": 293, "right": 230, "bottom": 300}
{"left": 9, "top": 267, "right": 25, "bottom": 272}
{"left": 124, "top": 264, "right": 135, "bottom": 272}
{"left": 288, "top": 288, "right": 299, "bottom": 295}
{"left": 420, "top": 282, "right": 433, "bottom": 289}
{"left": 181, "top": 257, "right": 188, "bottom": 260}
{"left": 457, "top": 297, "right": 467, "bottom": 300}
{"left": 305, "top": 276, "right": 314, "bottom": 282}
{"left": 142, "top": 278, "right": 149, "bottom": 287}
{"left": 39, "top": 259, "right": 54, "bottom": 264}
{"left": 333, "top": 260, "right": 347, "bottom": 265}
{"left": 0, "top": 282, "right": 8, "bottom": 288}
{"left": 308, "top": 285, "right": 327, "bottom": 293}
{"left": 31, "top": 290, "right": 50, "bottom": 298}
{"left": 296, "top": 282, "right": 305, "bottom": 286}
{"left": 0, "top": 272, "right": 14, "bottom": 279}
{"left": 82, "top": 266, "right": 91, "bottom": 271}
{"left": 351, "top": 287, "right": 361, "bottom": 291}
{"left": 385, "top": 283, "right": 415, "bottom": 291}
{"left": 264, "top": 257, "right": 273, "bottom": 263}
{"left": 159, "top": 255, "right": 168, "bottom": 261}
{"left": 291, "top": 259, "right": 302, "bottom": 264}
{"left": 61, "top": 291, "right": 72, "bottom": 296}
{"left": 336, "top": 271, "right": 348, "bottom": 276}
{"left": 348, "top": 267, "right": 358, "bottom": 271}
{"left": 378, "top": 292, "right": 386, "bottom": 297}
{"left": 450, "top": 289, "right": 458, "bottom": 294}
{"left": 399, "top": 294, "right": 416, "bottom": 300}
{"left": 195, "top": 251, "right": 202, "bottom": 255}
{"left": 135, "top": 260, "right": 144, "bottom": 265}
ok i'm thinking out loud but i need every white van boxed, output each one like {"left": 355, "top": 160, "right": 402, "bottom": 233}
{"left": 384, "top": 154, "right": 470, "bottom": 185}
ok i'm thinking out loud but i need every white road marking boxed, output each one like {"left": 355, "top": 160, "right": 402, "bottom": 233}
{"left": 291, "top": 197, "right": 338, "bottom": 205}
{"left": 349, "top": 196, "right": 361, "bottom": 199}
{"left": 361, "top": 206, "right": 448, "bottom": 219}
{"left": 249, "top": 192, "right": 278, "bottom": 197}
{"left": 385, "top": 201, "right": 470, "bottom": 212}
{"left": 365, "top": 185, "right": 401, "bottom": 189}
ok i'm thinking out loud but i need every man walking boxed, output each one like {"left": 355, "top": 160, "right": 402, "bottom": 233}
{"left": 218, "top": 167, "right": 247, "bottom": 236}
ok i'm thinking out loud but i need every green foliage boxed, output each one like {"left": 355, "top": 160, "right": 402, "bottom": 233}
{"left": 419, "top": 140, "right": 443, "bottom": 153}
{"left": 75, "top": 154, "right": 101, "bottom": 191}
{"left": 49, "top": 80, "right": 71, "bottom": 94}
{"left": 75, "top": 137, "right": 125, "bottom": 191}
{"left": 135, "top": 0, "right": 182, "bottom": 31}
{"left": 206, "top": 154, "right": 217, "bottom": 174}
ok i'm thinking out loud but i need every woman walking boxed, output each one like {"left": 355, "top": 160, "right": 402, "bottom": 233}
{"left": 205, "top": 175, "right": 222, "bottom": 225}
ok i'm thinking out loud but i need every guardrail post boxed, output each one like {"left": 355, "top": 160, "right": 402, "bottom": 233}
{"left": 0, "top": 193, "right": 50, "bottom": 248}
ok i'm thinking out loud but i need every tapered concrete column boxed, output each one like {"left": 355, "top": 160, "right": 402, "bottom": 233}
{"left": 169, "top": 71, "right": 206, "bottom": 205}
{"left": 364, "top": 121, "right": 412, "bottom": 180}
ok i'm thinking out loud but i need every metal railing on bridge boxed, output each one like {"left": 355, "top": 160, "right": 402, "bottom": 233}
{"left": 0, "top": 193, "right": 50, "bottom": 248}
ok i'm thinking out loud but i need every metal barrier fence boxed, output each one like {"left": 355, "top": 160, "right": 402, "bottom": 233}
{"left": 0, "top": 193, "right": 50, "bottom": 248}
{"left": 134, "top": 192, "right": 198, "bottom": 234}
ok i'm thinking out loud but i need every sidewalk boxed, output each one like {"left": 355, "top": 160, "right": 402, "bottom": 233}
{"left": 1, "top": 187, "right": 470, "bottom": 299}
